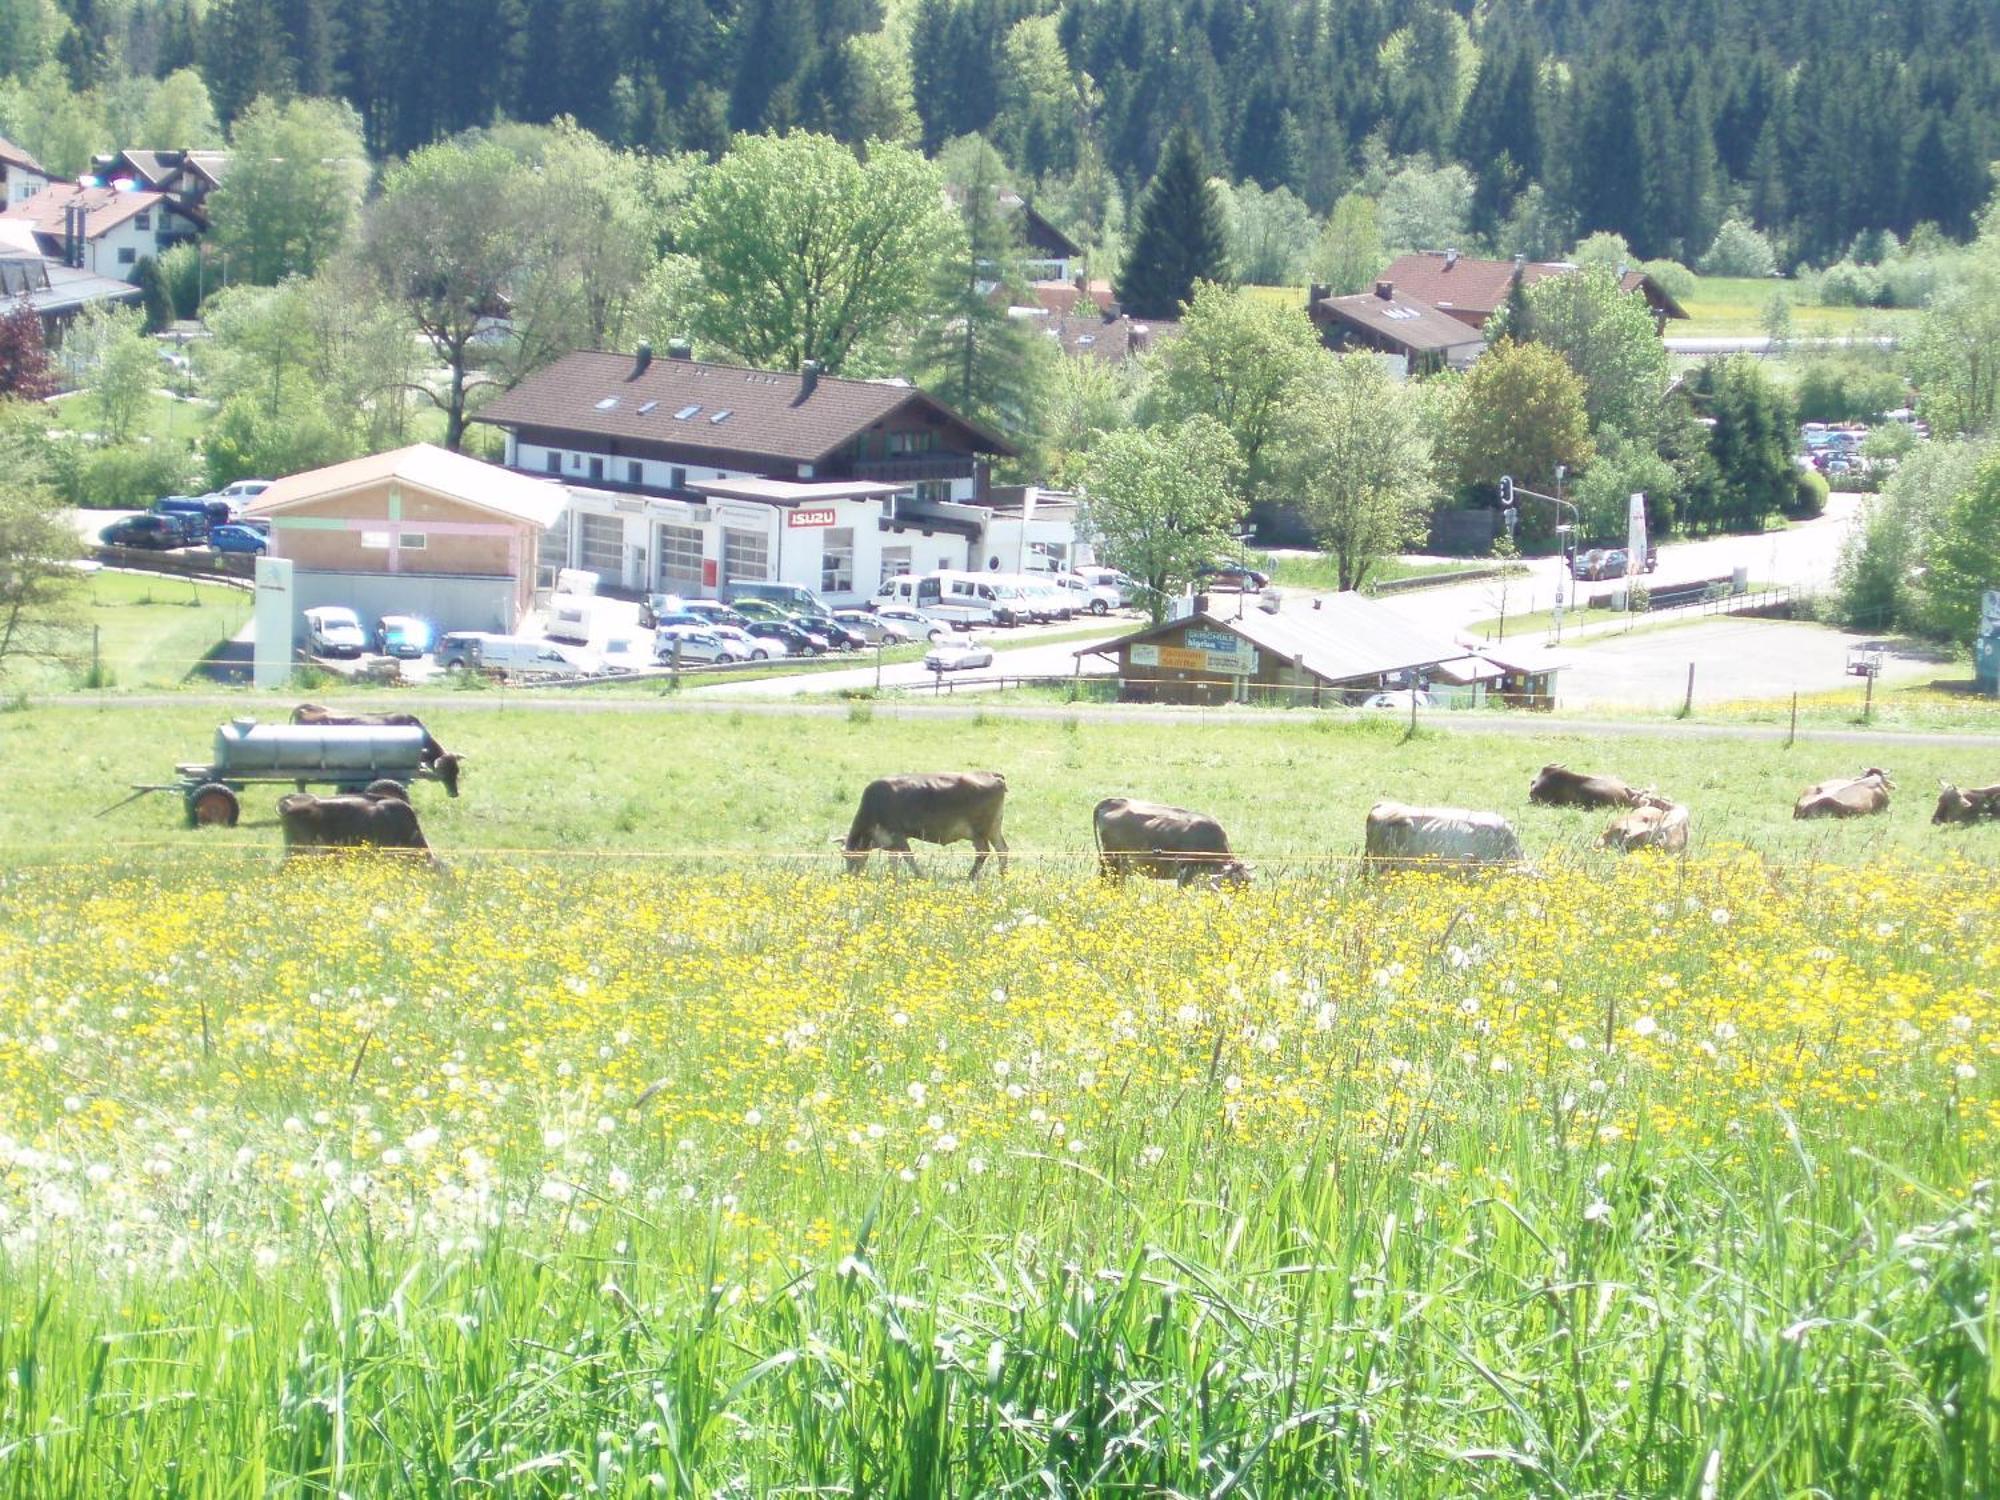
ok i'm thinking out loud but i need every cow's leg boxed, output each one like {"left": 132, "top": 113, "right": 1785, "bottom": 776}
{"left": 891, "top": 837, "right": 919, "bottom": 877}
{"left": 967, "top": 836, "right": 990, "bottom": 880}
{"left": 990, "top": 827, "right": 1008, "bottom": 877}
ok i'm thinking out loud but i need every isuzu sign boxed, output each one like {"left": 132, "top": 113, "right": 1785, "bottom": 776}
{"left": 787, "top": 507, "right": 839, "bottom": 529}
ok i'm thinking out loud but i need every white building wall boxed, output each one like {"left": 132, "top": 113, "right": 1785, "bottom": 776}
{"left": 83, "top": 212, "right": 169, "bottom": 282}
{"left": 519, "top": 440, "right": 751, "bottom": 493}
{"left": 4, "top": 167, "right": 48, "bottom": 206}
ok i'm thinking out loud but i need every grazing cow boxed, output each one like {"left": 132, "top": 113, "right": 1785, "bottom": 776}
{"left": 1933, "top": 781, "right": 2000, "bottom": 825}
{"left": 1093, "top": 797, "right": 1251, "bottom": 886}
{"left": 1529, "top": 763, "right": 1645, "bottom": 808}
{"left": 842, "top": 772, "right": 1009, "bottom": 878}
{"left": 1794, "top": 769, "right": 1894, "bottom": 820}
{"left": 277, "top": 791, "right": 433, "bottom": 859}
{"left": 1600, "top": 796, "right": 1690, "bottom": 853}
{"left": 1364, "top": 801, "right": 1524, "bottom": 872}
{"left": 289, "top": 704, "right": 463, "bottom": 796}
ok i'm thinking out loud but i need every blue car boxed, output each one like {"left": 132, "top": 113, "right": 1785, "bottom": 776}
{"left": 375, "top": 614, "right": 437, "bottom": 658}
{"left": 208, "top": 523, "right": 268, "bottom": 554}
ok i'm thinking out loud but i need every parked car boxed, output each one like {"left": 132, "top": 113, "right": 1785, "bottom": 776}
{"left": 653, "top": 626, "right": 750, "bottom": 665}
{"left": 99, "top": 513, "right": 192, "bottom": 550}
{"left": 154, "top": 495, "right": 232, "bottom": 532}
{"left": 1011, "top": 573, "right": 1073, "bottom": 621}
{"left": 303, "top": 606, "right": 368, "bottom": 658}
{"left": 1196, "top": 560, "right": 1270, "bottom": 592}
{"left": 214, "top": 479, "right": 272, "bottom": 504}
{"left": 874, "top": 603, "right": 956, "bottom": 642}
{"left": 730, "top": 598, "right": 797, "bottom": 626}
{"left": 374, "top": 614, "right": 436, "bottom": 658}
{"left": 1072, "top": 565, "right": 1143, "bottom": 607}
{"left": 925, "top": 636, "right": 995, "bottom": 672}
{"left": 596, "top": 636, "right": 646, "bottom": 674}
{"left": 794, "top": 611, "right": 867, "bottom": 650}
{"left": 721, "top": 580, "right": 831, "bottom": 616}
{"left": 681, "top": 599, "right": 751, "bottom": 629}
{"left": 708, "top": 624, "right": 782, "bottom": 660}
{"left": 744, "top": 619, "right": 826, "bottom": 655}
{"left": 832, "top": 608, "right": 912, "bottom": 645}
{"left": 435, "top": 632, "right": 492, "bottom": 671}
{"left": 1051, "top": 571, "right": 1121, "bottom": 616}
{"left": 442, "top": 634, "right": 590, "bottom": 679}
{"left": 207, "top": 523, "right": 268, "bottom": 555}
{"left": 1360, "top": 689, "right": 1436, "bottom": 711}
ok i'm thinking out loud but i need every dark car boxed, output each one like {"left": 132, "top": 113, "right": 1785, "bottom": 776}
{"left": 100, "top": 513, "right": 193, "bottom": 550}
{"left": 745, "top": 619, "right": 827, "bottom": 655}
{"left": 154, "top": 495, "right": 233, "bottom": 533}
{"left": 207, "top": 523, "right": 268, "bottom": 554}
{"left": 1195, "top": 561, "right": 1270, "bottom": 592}
{"left": 793, "top": 611, "right": 866, "bottom": 650}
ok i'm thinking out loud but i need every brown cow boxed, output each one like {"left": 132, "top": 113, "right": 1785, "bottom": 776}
{"left": 1600, "top": 796, "right": 1690, "bottom": 853}
{"left": 1794, "top": 769, "right": 1894, "bottom": 820}
{"left": 277, "top": 791, "right": 434, "bottom": 859}
{"left": 289, "top": 704, "right": 463, "bottom": 796}
{"left": 1529, "top": 763, "right": 1646, "bottom": 808}
{"left": 842, "top": 773, "right": 1009, "bottom": 877}
{"left": 1093, "top": 797, "right": 1251, "bottom": 885}
{"left": 1933, "top": 781, "right": 2000, "bottom": 825}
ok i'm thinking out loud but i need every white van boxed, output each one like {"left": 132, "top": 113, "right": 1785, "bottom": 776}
{"left": 458, "top": 635, "right": 592, "bottom": 680}
{"left": 873, "top": 570, "right": 998, "bottom": 626}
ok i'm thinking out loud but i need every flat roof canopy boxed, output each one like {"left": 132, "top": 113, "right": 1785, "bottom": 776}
{"left": 690, "top": 477, "right": 907, "bottom": 508}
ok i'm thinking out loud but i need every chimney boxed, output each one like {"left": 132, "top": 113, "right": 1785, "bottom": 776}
{"left": 1513, "top": 253, "right": 1525, "bottom": 273}
{"left": 1444, "top": 248, "right": 1458, "bottom": 269}
{"left": 666, "top": 338, "right": 692, "bottom": 360}
{"left": 1374, "top": 280, "right": 1394, "bottom": 300}
{"left": 1128, "top": 322, "right": 1150, "bottom": 355}
{"left": 1074, "top": 270, "right": 1087, "bottom": 293}
{"left": 1308, "top": 282, "right": 1329, "bottom": 308}
{"left": 632, "top": 341, "right": 653, "bottom": 377}
{"left": 800, "top": 359, "right": 821, "bottom": 398}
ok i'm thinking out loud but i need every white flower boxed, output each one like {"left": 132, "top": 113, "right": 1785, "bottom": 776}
{"left": 1583, "top": 1200, "right": 1613, "bottom": 1225}
{"left": 743, "top": 1108, "right": 763, "bottom": 1127}
{"left": 1631, "top": 1016, "right": 1659, "bottom": 1038}
{"left": 406, "top": 1126, "right": 440, "bottom": 1156}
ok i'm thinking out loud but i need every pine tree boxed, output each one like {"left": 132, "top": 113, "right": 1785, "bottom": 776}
{"left": 1117, "top": 124, "right": 1230, "bottom": 320}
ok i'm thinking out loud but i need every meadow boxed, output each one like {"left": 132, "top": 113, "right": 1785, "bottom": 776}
{"left": 0, "top": 851, "right": 1993, "bottom": 1495}
{"left": 1, "top": 703, "right": 1996, "bottom": 1494}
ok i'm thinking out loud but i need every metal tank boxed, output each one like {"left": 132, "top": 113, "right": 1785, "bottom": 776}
{"left": 211, "top": 718, "right": 431, "bottom": 777}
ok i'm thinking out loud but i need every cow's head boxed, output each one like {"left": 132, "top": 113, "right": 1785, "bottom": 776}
{"left": 1633, "top": 789, "right": 1675, "bottom": 811}
{"left": 833, "top": 834, "right": 871, "bottom": 873}
{"left": 434, "top": 753, "right": 464, "bottom": 798}
{"left": 1862, "top": 767, "right": 1894, "bottom": 788}
{"left": 1218, "top": 859, "right": 1254, "bottom": 886}
{"left": 1934, "top": 783, "right": 1970, "bottom": 824}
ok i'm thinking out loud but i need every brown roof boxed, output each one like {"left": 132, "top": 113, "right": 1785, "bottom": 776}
{"left": 1313, "top": 288, "right": 1487, "bottom": 355}
{"left": 1025, "top": 279, "right": 1117, "bottom": 317}
{"left": 1377, "top": 252, "right": 1688, "bottom": 324}
{"left": 472, "top": 350, "right": 1017, "bottom": 464}
{"left": 96, "top": 149, "right": 233, "bottom": 194}
{"left": 1036, "top": 312, "right": 1182, "bottom": 362}
{"left": 0, "top": 182, "right": 170, "bottom": 241}
{"left": 247, "top": 443, "right": 567, "bottom": 528}
{"left": 0, "top": 135, "right": 44, "bottom": 176}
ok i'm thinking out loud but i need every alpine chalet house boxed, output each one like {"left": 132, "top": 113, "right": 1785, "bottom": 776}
{"left": 0, "top": 180, "right": 201, "bottom": 282}
{"left": 0, "top": 135, "right": 49, "bottom": 206}
{"left": 89, "top": 148, "right": 233, "bottom": 230}
{"left": 1308, "top": 280, "right": 1487, "bottom": 376}
{"left": 1373, "top": 250, "right": 1689, "bottom": 333}
{"left": 473, "top": 345, "right": 1072, "bottom": 604}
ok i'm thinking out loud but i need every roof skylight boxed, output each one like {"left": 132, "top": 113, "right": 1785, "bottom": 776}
{"left": 674, "top": 404, "right": 701, "bottom": 419}
{"left": 709, "top": 409, "right": 733, "bottom": 423}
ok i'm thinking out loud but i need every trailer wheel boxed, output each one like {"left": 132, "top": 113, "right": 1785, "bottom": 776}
{"left": 188, "top": 783, "right": 240, "bottom": 828}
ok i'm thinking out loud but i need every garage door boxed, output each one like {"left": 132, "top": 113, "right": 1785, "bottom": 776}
{"left": 577, "top": 513, "right": 623, "bottom": 577}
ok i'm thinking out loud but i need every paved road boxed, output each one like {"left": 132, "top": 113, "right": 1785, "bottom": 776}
{"left": 1664, "top": 336, "right": 1900, "bottom": 354}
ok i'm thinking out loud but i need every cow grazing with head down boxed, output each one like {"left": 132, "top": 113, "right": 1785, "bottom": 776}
{"left": 1794, "top": 769, "right": 1894, "bottom": 820}
{"left": 1364, "top": 801, "right": 1524, "bottom": 872}
{"left": 1529, "top": 763, "right": 1646, "bottom": 808}
{"left": 1093, "top": 797, "right": 1251, "bottom": 886}
{"left": 289, "top": 704, "right": 464, "bottom": 796}
{"left": 1933, "top": 781, "right": 2000, "bottom": 825}
{"left": 1600, "top": 795, "right": 1690, "bottom": 853}
{"left": 842, "top": 773, "right": 1009, "bottom": 877}
{"left": 277, "top": 791, "right": 433, "bottom": 860}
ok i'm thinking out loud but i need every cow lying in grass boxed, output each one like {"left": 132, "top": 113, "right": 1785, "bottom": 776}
{"left": 1933, "top": 781, "right": 2000, "bottom": 824}
{"left": 1794, "top": 769, "right": 1893, "bottom": 820}
{"left": 277, "top": 789, "right": 435, "bottom": 862}
{"left": 1599, "top": 795, "right": 1690, "bottom": 853}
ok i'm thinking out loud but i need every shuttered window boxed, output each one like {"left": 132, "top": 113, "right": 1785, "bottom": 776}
{"left": 655, "top": 524, "right": 704, "bottom": 590}
{"left": 577, "top": 513, "right": 623, "bottom": 575}
{"left": 722, "top": 528, "right": 768, "bottom": 583}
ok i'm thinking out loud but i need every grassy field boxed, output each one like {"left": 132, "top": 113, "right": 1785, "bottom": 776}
{"left": 0, "top": 839, "right": 1993, "bottom": 1494}
{"left": 1253, "top": 550, "right": 1493, "bottom": 593}
{"left": 1674, "top": 276, "right": 1922, "bottom": 338}
{"left": 7, "top": 569, "right": 250, "bottom": 694}
{"left": 48, "top": 387, "right": 216, "bottom": 445}
{"left": 9, "top": 698, "right": 1999, "bottom": 865}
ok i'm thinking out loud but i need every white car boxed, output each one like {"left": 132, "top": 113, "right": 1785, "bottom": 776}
{"left": 1052, "top": 571, "right": 1121, "bottom": 616}
{"left": 875, "top": 603, "right": 955, "bottom": 642}
{"left": 216, "top": 478, "right": 271, "bottom": 504}
{"left": 924, "top": 637, "right": 995, "bottom": 672}
{"left": 302, "top": 605, "right": 368, "bottom": 658}
{"left": 708, "top": 624, "right": 783, "bottom": 661}
{"left": 1361, "top": 689, "right": 1436, "bottom": 711}
{"left": 1019, "top": 574, "right": 1074, "bottom": 621}
{"left": 653, "top": 626, "right": 751, "bottom": 665}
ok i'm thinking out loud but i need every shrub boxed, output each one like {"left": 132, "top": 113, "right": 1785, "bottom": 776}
{"left": 1787, "top": 468, "right": 1831, "bottom": 518}
{"left": 1794, "top": 361, "right": 1906, "bottom": 424}
{"left": 1637, "top": 258, "right": 1696, "bottom": 301}
{"left": 81, "top": 442, "right": 198, "bottom": 509}
{"left": 1698, "top": 218, "right": 1778, "bottom": 278}
{"left": 1817, "top": 260, "right": 1884, "bottom": 307}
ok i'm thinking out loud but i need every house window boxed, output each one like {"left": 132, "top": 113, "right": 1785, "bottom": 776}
{"left": 888, "top": 430, "right": 938, "bottom": 455}
{"left": 117, "top": 247, "right": 136, "bottom": 265}
{"left": 577, "top": 512, "right": 623, "bottom": 575}
{"left": 398, "top": 533, "right": 427, "bottom": 550}
{"left": 626, "top": 460, "right": 642, "bottom": 485}
{"left": 360, "top": 531, "right": 392, "bottom": 550}
{"left": 656, "top": 523, "right": 703, "bottom": 590}
{"left": 588, "top": 456, "right": 604, "bottom": 482}
{"left": 820, "top": 527, "right": 854, "bottom": 594}
{"left": 545, "top": 450, "right": 562, "bottom": 474}
{"left": 722, "top": 527, "right": 768, "bottom": 583}
{"left": 914, "top": 480, "right": 952, "bottom": 504}
{"left": 135, "top": 212, "right": 150, "bottom": 229}
{"left": 669, "top": 466, "right": 686, "bottom": 491}
{"left": 879, "top": 546, "right": 911, "bottom": 582}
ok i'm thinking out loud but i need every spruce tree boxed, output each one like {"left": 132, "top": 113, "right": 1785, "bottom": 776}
{"left": 1117, "top": 125, "right": 1230, "bottom": 320}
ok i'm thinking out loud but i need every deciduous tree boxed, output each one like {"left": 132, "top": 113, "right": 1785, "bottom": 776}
{"left": 0, "top": 307, "right": 54, "bottom": 401}
{"left": 0, "top": 407, "right": 78, "bottom": 675}
{"left": 1437, "top": 339, "right": 1594, "bottom": 532}
{"left": 1919, "top": 451, "right": 2000, "bottom": 644}
{"left": 1077, "top": 415, "right": 1243, "bottom": 619}
{"left": 1312, "top": 192, "right": 1384, "bottom": 295}
{"left": 208, "top": 95, "right": 369, "bottom": 284}
{"left": 1493, "top": 264, "right": 1668, "bottom": 437}
{"left": 1280, "top": 353, "right": 1438, "bottom": 591}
